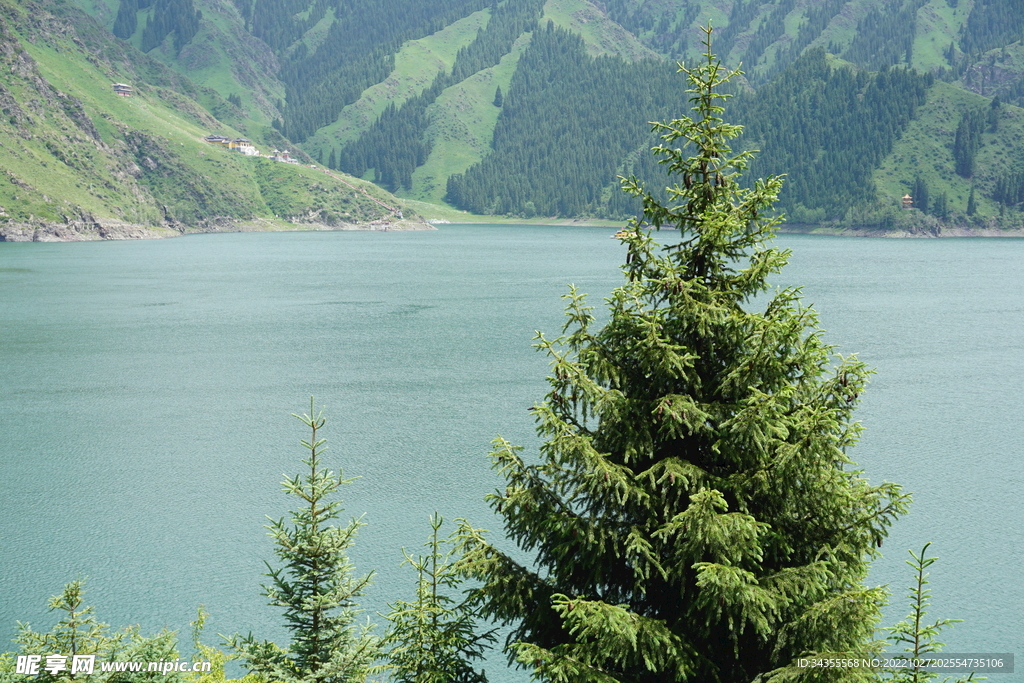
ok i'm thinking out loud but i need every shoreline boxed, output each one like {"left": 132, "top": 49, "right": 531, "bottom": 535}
{"left": 431, "top": 214, "right": 1024, "bottom": 237}
{"left": 776, "top": 222, "right": 1024, "bottom": 238}
{"left": 0, "top": 216, "right": 436, "bottom": 242}
{"left": 4, "top": 215, "right": 1024, "bottom": 242}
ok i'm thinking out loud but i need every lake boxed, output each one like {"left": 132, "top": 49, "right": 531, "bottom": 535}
{"left": 1, "top": 225, "right": 1021, "bottom": 680}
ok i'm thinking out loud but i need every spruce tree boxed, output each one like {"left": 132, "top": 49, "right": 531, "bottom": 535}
{"left": 457, "top": 26, "right": 909, "bottom": 683}
{"left": 112, "top": 0, "right": 138, "bottom": 40}
{"left": 886, "top": 544, "right": 973, "bottom": 683}
{"left": 7, "top": 581, "right": 189, "bottom": 682}
{"left": 913, "top": 177, "right": 929, "bottom": 213}
{"left": 12, "top": 581, "right": 111, "bottom": 665}
{"left": 382, "top": 514, "right": 496, "bottom": 683}
{"left": 231, "top": 399, "right": 381, "bottom": 683}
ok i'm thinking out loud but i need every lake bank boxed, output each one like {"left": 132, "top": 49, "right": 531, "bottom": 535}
{"left": 0, "top": 215, "right": 435, "bottom": 242}
{"left": 5, "top": 211, "right": 1023, "bottom": 242}
{"left": 778, "top": 222, "right": 1024, "bottom": 238}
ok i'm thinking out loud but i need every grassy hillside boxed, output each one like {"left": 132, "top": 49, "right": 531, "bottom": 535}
{"left": 0, "top": 0, "right": 414, "bottom": 241}
{"left": 408, "top": 32, "right": 531, "bottom": 204}
{"left": 875, "top": 80, "right": 1024, "bottom": 218}
{"left": 76, "top": 0, "right": 285, "bottom": 125}
{"left": 541, "top": 0, "right": 657, "bottom": 61}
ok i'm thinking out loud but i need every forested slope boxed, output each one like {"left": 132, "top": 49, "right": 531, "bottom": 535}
{"left": 47, "top": 0, "right": 1024, "bottom": 230}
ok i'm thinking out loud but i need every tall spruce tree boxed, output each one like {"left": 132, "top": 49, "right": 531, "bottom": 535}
{"left": 457, "top": 26, "right": 909, "bottom": 683}
{"left": 231, "top": 400, "right": 381, "bottom": 683}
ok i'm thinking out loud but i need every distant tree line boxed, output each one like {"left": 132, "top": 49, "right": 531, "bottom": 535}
{"left": 993, "top": 170, "right": 1024, "bottom": 209}
{"left": 960, "top": 0, "right": 1024, "bottom": 57}
{"left": 112, "top": 0, "right": 146, "bottom": 40}
{"left": 911, "top": 176, "right": 950, "bottom": 219}
{"left": 603, "top": 0, "right": 698, "bottom": 57}
{"left": 273, "top": 0, "right": 493, "bottom": 143}
{"left": 441, "top": 40, "right": 935, "bottom": 221}
{"left": 954, "top": 107, "right": 987, "bottom": 178}
{"left": 760, "top": 0, "right": 846, "bottom": 82}
{"left": 736, "top": 0, "right": 795, "bottom": 78}
{"left": 841, "top": 0, "right": 929, "bottom": 71}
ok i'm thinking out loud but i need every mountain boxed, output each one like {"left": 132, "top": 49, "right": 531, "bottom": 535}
{"left": 0, "top": 0, "right": 421, "bottom": 242}
{"left": 12, "top": 0, "right": 1024, "bottom": 234}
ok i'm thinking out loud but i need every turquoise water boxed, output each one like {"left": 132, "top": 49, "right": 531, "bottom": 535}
{"left": 1, "top": 226, "right": 1021, "bottom": 679}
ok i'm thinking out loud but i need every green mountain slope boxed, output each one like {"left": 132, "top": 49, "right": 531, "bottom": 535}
{"left": 31, "top": 0, "right": 1024, "bottom": 230}
{"left": 0, "top": 0, "right": 416, "bottom": 241}
{"left": 303, "top": 7, "right": 491, "bottom": 158}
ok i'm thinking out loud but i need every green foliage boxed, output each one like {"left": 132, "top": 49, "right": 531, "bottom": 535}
{"left": 336, "top": 0, "right": 545, "bottom": 192}
{"left": 960, "top": 0, "right": 1024, "bottom": 57}
{"left": 953, "top": 108, "right": 985, "bottom": 178}
{"left": 230, "top": 399, "right": 381, "bottom": 683}
{"left": 603, "top": 0, "right": 698, "bottom": 58}
{"left": 251, "top": 159, "right": 389, "bottom": 225}
{"left": 190, "top": 607, "right": 260, "bottom": 683}
{"left": 886, "top": 544, "right": 974, "bottom": 683}
{"left": 112, "top": 0, "right": 137, "bottom": 40}
{"left": 871, "top": 79, "right": 1024, "bottom": 227}
{"left": 0, "top": 0, "right": 405, "bottom": 237}
{"left": 445, "top": 22, "right": 690, "bottom": 217}
{"left": 841, "top": 0, "right": 929, "bottom": 71}
{"left": 0, "top": 580, "right": 192, "bottom": 683}
{"left": 382, "top": 514, "right": 496, "bottom": 683}
{"left": 70, "top": 0, "right": 1024, "bottom": 226}
{"left": 13, "top": 580, "right": 111, "bottom": 664}
{"left": 912, "top": 177, "right": 929, "bottom": 213}
{"left": 273, "top": 0, "right": 492, "bottom": 142}
{"left": 731, "top": 0, "right": 796, "bottom": 78}
{"left": 457, "top": 27, "right": 908, "bottom": 683}
{"left": 988, "top": 96, "right": 1001, "bottom": 132}
{"left": 992, "top": 169, "right": 1024, "bottom": 208}
{"left": 139, "top": 0, "right": 201, "bottom": 53}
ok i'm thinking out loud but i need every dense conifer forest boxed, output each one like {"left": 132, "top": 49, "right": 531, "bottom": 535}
{"left": 444, "top": 23, "right": 691, "bottom": 217}
{"left": 733, "top": 51, "right": 933, "bottom": 221}
{"left": 332, "top": 0, "right": 548, "bottom": 192}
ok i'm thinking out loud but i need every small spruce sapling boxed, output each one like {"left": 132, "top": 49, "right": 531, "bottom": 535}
{"left": 2, "top": 580, "right": 187, "bottom": 682}
{"left": 231, "top": 399, "right": 380, "bottom": 683}
{"left": 886, "top": 544, "right": 975, "bottom": 683}
{"left": 17, "top": 580, "right": 110, "bottom": 662}
{"left": 382, "top": 513, "right": 496, "bottom": 683}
